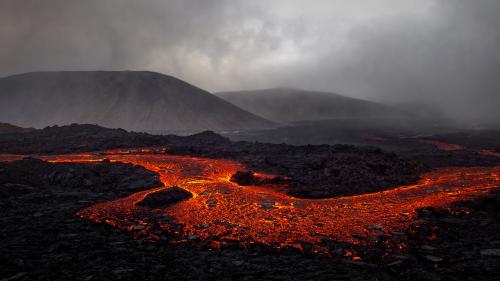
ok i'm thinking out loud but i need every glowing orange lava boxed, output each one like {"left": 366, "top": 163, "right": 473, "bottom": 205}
{"left": 2, "top": 149, "right": 499, "bottom": 255}
{"left": 0, "top": 154, "right": 26, "bottom": 162}
{"left": 418, "top": 140, "right": 464, "bottom": 151}
{"left": 481, "top": 149, "right": 500, "bottom": 158}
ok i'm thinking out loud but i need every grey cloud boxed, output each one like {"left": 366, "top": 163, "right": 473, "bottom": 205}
{"left": 0, "top": 0, "right": 499, "bottom": 124}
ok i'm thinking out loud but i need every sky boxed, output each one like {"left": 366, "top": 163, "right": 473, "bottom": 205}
{"left": 1, "top": 0, "right": 499, "bottom": 124}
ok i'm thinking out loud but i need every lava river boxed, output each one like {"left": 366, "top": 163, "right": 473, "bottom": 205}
{"left": 3, "top": 149, "right": 500, "bottom": 254}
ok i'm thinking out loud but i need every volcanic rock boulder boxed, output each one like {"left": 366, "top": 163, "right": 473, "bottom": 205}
{"left": 230, "top": 171, "right": 261, "bottom": 186}
{"left": 0, "top": 157, "right": 162, "bottom": 198}
{"left": 137, "top": 187, "right": 192, "bottom": 208}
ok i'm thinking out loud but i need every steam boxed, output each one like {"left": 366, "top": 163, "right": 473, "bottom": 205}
{"left": 0, "top": 0, "right": 499, "bottom": 124}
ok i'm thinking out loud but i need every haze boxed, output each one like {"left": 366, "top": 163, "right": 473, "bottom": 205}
{"left": 1, "top": 0, "right": 499, "bottom": 125}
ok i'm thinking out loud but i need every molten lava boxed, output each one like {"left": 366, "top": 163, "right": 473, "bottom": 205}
{"left": 418, "top": 140, "right": 464, "bottom": 151}
{"left": 2, "top": 149, "right": 499, "bottom": 255}
{"left": 481, "top": 149, "right": 500, "bottom": 158}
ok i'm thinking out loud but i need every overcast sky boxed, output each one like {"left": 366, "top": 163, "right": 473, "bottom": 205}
{"left": 1, "top": 0, "right": 499, "bottom": 123}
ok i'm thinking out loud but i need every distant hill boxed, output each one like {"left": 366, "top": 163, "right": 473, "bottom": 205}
{"left": 0, "top": 122, "right": 33, "bottom": 134}
{"left": 0, "top": 71, "right": 273, "bottom": 131}
{"left": 216, "top": 88, "right": 406, "bottom": 122}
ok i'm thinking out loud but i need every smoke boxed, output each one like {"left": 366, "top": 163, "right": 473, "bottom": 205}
{"left": 339, "top": 0, "right": 500, "bottom": 124}
{"left": 0, "top": 0, "right": 499, "bottom": 124}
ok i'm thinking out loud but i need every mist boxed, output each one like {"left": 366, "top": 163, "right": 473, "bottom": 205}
{"left": 1, "top": 0, "right": 499, "bottom": 125}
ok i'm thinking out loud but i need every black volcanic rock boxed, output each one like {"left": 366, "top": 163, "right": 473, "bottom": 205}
{"left": 0, "top": 123, "right": 168, "bottom": 154}
{"left": 0, "top": 71, "right": 274, "bottom": 131}
{"left": 216, "top": 88, "right": 407, "bottom": 122}
{"left": 230, "top": 171, "right": 260, "bottom": 186}
{"left": 0, "top": 123, "right": 237, "bottom": 154}
{"left": 175, "top": 130, "right": 232, "bottom": 146}
{"left": 0, "top": 157, "right": 162, "bottom": 197}
{"left": 137, "top": 187, "right": 192, "bottom": 208}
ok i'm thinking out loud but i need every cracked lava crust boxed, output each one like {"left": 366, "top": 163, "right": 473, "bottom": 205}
{"left": 2, "top": 148, "right": 499, "bottom": 256}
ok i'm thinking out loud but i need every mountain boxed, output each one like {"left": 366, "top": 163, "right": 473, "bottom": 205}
{"left": 0, "top": 122, "right": 34, "bottom": 134}
{"left": 0, "top": 71, "right": 273, "bottom": 131}
{"left": 216, "top": 88, "right": 406, "bottom": 123}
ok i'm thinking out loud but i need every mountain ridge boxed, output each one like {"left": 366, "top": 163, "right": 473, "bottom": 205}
{"left": 216, "top": 88, "right": 406, "bottom": 122}
{"left": 0, "top": 122, "right": 34, "bottom": 134}
{"left": 0, "top": 71, "right": 274, "bottom": 132}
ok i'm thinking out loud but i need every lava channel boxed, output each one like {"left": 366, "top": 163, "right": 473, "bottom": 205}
{"left": 2, "top": 149, "right": 500, "bottom": 255}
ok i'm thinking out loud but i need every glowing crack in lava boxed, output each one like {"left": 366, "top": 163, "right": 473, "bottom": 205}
{"left": 2, "top": 149, "right": 500, "bottom": 254}
{"left": 417, "top": 140, "right": 464, "bottom": 151}
{"left": 481, "top": 149, "right": 500, "bottom": 158}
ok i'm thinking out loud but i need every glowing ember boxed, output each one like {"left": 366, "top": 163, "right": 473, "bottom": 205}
{"left": 2, "top": 149, "right": 499, "bottom": 255}
{"left": 0, "top": 154, "right": 26, "bottom": 162}
{"left": 481, "top": 149, "right": 500, "bottom": 158}
{"left": 418, "top": 140, "right": 464, "bottom": 151}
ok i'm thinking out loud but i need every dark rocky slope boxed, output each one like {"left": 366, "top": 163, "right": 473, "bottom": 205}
{"left": 0, "top": 124, "right": 171, "bottom": 154}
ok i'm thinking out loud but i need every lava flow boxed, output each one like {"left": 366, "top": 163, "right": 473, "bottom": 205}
{"left": 481, "top": 149, "right": 500, "bottom": 158}
{"left": 417, "top": 139, "right": 464, "bottom": 151}
{"left": 3, "top": 149, "right": 500, "bottom": 255}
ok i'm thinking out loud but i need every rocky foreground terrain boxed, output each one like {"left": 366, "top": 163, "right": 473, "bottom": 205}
{"left": 1, "top": 124, "right": 500, "bottom": 280}
{"left": 0, "top": 157, "right": 499, "bottom": 281}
